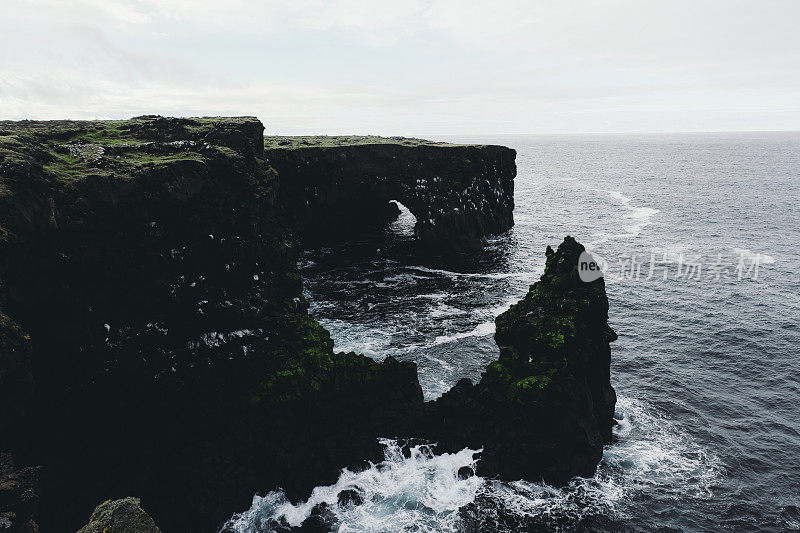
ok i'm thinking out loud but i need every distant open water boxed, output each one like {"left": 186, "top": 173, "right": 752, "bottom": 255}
{"left": 226, "top": 132, "right": 800, "bottom": 532}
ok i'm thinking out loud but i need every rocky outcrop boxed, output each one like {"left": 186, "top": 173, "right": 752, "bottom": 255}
{"left": 418, "top": 236, "right": 617, "bottom": 483}
{"left": 265, "top": 137, "right": 516, "bottom": 251}
{"left": 77, "top": 497, "right": 160, "bottom": 533}
{"left": 0, "top": 453, "right": 40, "bottom": 533}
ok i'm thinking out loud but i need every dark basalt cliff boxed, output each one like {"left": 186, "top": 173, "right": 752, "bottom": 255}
{"left": 264, "top": 136, "right": 515, "bottom": 250}
{"left": 0, "top": 116, "right": 422, "bottom": 531}
{"left": 0, "top": 117, "right": 614, "bottom": 532}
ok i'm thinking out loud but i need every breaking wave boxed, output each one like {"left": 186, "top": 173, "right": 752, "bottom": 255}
{"left": 433, "top": 321, "right": 495, "bottom": 345}
{"left": 222, "top": 440, "right": 482, "bottom": 533}
{"left": 588, "top": 190, "right": 660, "bottom": 245}
{"left": 407, "top": 265, "right": 534, "bottom": 280}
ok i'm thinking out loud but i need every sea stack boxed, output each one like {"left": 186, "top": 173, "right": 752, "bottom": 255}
{"left": 424, "top": 236, "right": 617, "bottom": 483}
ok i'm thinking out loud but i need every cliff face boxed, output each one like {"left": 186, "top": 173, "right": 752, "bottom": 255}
{"left": 265, "top": 137, "right": 516, "bottom": 250}
{"left": 0, "top": 117, "right": 423, "bottom": 531}
{"left": 0, "top": 118, "right": 616, "bottom": 533}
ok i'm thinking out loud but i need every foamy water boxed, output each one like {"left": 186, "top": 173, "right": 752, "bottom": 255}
{"left": 223, "top": 440, "right": 482, "bottom": 533}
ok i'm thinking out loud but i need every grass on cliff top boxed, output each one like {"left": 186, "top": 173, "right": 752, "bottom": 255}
{"left": 264, "top": 135, "right": 486, "bottom": 150}
{"left": 0, "top": 116, "right": 257, "bottom": 147}
{"left": 0, "top": 116, "right": 254, "bottom": 184}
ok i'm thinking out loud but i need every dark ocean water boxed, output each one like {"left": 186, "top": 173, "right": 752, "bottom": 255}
{"left": 227, "top": 133, "right": 800, "bottom": 532}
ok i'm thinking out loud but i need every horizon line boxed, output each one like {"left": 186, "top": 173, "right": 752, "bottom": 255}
{"left": 3, "top": 115, "right": 798, "bottom": 137}
{"left": 268, "top": 129, "right": 800, "bottom": 137}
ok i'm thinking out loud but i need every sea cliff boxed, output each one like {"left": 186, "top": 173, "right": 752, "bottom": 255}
{"left": 264, "top": 136, "right": 515, "bottom": 250}
{"left": 0, "top": 117, "right": 614, "bottom": 532}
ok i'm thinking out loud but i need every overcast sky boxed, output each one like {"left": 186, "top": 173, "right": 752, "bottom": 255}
{"left": 2, "top": 0, "right": 799, "bottom": 135}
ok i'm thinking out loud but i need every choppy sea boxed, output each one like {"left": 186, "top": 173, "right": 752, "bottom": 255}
{"left": 227, "top": 132, "right": 800, "bottom": 532}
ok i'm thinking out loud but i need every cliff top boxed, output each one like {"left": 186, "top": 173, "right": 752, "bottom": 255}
{"left": 0, "top": 116, "right": 261, "bottom": 150}
{"left": 0, "top": 116, "right": 265, "bottom": 187}
{"left": 264, "top": 135, "right": 487, "bottom": 150}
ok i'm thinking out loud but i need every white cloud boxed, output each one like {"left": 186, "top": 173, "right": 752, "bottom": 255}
{"left": 1, "top": 0, "right": 798, "bottom": 133}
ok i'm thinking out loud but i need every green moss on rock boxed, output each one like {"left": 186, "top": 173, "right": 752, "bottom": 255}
{"left": 263, "top": 135, "right": 481, "bottom": 150}
{"left": 482, "top": 236, "right": 612, "bottom": 404}
{"left": 0, "top": 115, "right": 265, "bottom": 187}
{"left": 77, "top": 497, "right": 160, "bottom": 533}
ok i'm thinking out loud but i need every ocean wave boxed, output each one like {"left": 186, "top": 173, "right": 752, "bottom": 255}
{"left": 462, "top": 394, "right": 722, "bottom": 531}
{"left": 407, "top": 265, "right": 534, "bottom": 280}
{"left": 605, "top": 395, "right": 722, "bottom": 498}
{"left": 322, "top": 319, "right": 396, "bottom": 357}
{"left": 431, "top": 296, "right": 519, "bottom": 346}
{"left": 433, "top": 321, "right": 496, "bottom": 346}
{"left": 430, "top": 303, "right": 469, "bottom": 319}
{"left": 424, "top": 354, "right": 454, "bottom": 372}
{"left": 222, "top": 439, "right": 482, "bottom": 533}
{"left": 590, "top": 189, "right": 660, "bottom": 241}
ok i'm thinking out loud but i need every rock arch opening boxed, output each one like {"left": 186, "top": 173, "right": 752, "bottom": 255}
{"left": 387, "top": 200, "right": 417, "bottom": 238}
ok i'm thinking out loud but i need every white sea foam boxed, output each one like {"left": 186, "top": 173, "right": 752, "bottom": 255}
{"left": 430, "top": 303, "right": 469, "bottom": 319}
{"left": 465, "top": 394, "right": 722, "bottom": 530}
{"left": 414, "top": 292, "right": 449, "bottom": 301}
{"left": 489, "top": 297, "right": 520, "bottom": 317}
{"left": 588, "top": 190, "right": 660, "bottom": 243}
{"left": 388, "top": 200, "right": 417, "bottom": 238}
{"left": 605, "top": 396, "right": 721, "bottom": 497}
{"left": 222, "top": 440, "right": 482, "bottom": 533}
{"left": 424, "top": 354, "right": 454, "bottom": 372}
{"left": 433, "top": 321, "right": 495, "bottom": 345}
{"left": 431, "top": 296, "right": 518, "bottom": 346}
{"left": 322, "top": 319, "right": 396, "bottom": 357}
{"left": 408, "top": 265, "right": 534, "bottom": 280}
{"left": 382, "top": 272, "right": 428, "bottom": 284}
{"left": 296, "top": 259, "right": 316, "bottom": 269}
{"left": 605, "top": 190, "right": 660, "bottom": 238}
{"left": 732, "top": 247, "right": 776, "bottom": 264}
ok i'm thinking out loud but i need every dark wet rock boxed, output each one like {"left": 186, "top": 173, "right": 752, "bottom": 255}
{"left": 0, "top": 315, "right": 34, "bottom": 451}
{"left": 0, "top": 454, "right": 40, "bottom": 533}
{"left": 337, "top": 489, "right": 363, "bottom": 507}
{"left": 457, "top": 466, "right": 475, "bottom": 480}
{"left": 296, "top": 503, "right": 336, "bottom": 532}
{"left": 77, "top": 497, "right": 160, "bottom": 533}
